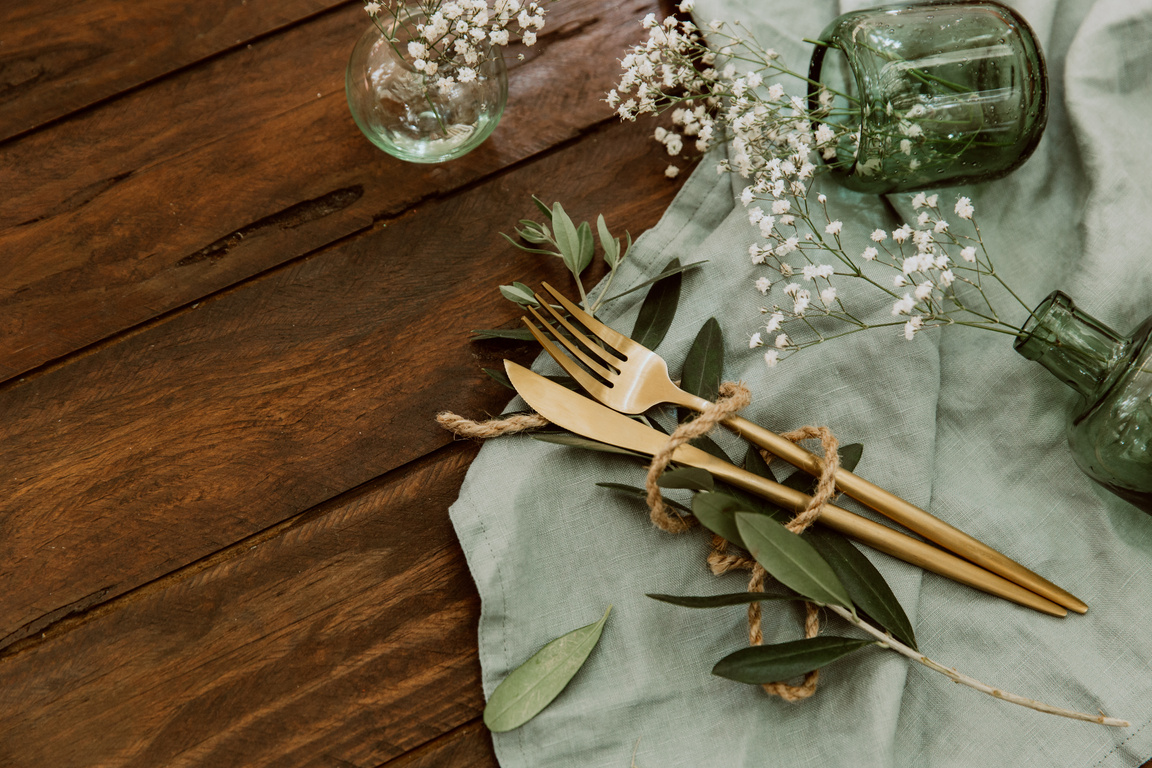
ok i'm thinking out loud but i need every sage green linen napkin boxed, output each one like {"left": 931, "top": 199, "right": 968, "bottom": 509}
{"left": 449, "top": 0, "right": 1152, "bottom": 765}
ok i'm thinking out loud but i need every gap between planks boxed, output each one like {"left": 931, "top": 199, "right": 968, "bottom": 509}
{"left": 0, "top": 439, "right": 483, "bottom": 661}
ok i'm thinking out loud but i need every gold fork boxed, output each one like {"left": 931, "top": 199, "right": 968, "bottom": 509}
{"left": 522, "top": 282, "right": 1087, "bottom": 615}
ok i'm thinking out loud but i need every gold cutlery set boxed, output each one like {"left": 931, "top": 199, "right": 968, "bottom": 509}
{"left": 504, "top": 283, "right": 1087, "bottom": 617}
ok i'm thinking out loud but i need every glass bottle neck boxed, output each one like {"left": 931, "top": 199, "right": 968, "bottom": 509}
{"left": 1014, "top": 291, "right": 1127, "bottom": 400}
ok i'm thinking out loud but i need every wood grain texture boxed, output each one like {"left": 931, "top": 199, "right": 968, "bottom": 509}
{"left": 0, "top": 0, "right": 341, "bottom": 142}
{"left": 0, "top": 443, "right": 490, "bottom": 767}
{"left": 382, "top": 721, "right": 498, "bottom": 768}
{"left": 0, "top": 0, "right": 659, "bottom": 381}
{"left": 0, "top": 117, "right": 687, "bottom": 649}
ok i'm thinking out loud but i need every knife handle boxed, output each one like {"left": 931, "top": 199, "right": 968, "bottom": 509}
{"left": 682, "top": 445, "right": 1068, "bottom": 617}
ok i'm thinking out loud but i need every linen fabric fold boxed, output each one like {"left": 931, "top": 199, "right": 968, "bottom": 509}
{"left": 448, "top": 0, "right": 1152, "bottom": 765}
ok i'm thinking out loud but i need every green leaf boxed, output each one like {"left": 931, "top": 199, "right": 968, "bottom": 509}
{"left": 743, "top": 445, "right": 778, "bottom": 483}
{"left": 499, "top": 282, "right": 539, "bottom": 306}
{"left": 692, "top": 492, "right": 748, "bottom": 548}
{"left": 602, "top": 260, "right": 708, "bottom": 303}
{"left": 734, "top": 512, "right": 854, "bottom": 610}
{"left": 647, "top": 591, "right": 803, "bottom": 609}
{"left": 470, "top": 328, "right": 537, "bottom": 341}
{"left": 679, "top": 317, "right": 723, "bottom": 408}
{"left": 575, "top": 220, "right": 595, "bottom": 274}
{"left": 516, "top": 220, "right": 553, "bottom": 244}
{"left": 656, "top": 467, "right": 714, "bottom": 491}
{"left": 484, "top": 606, "right": 612, "bottom": 732}
{"left": 712, "top": 637, "right": 874, "bottom": 685}
{"left": 530, "top": 431, "right": 648, "bottom": 459}
{"left": 597, "top": 214, "right": 620, "bottom": 268}
{"left": 482, "top": 367, "right": 515, "bottom": 390}
{"left": 595, "top": 482, "right": 692, "bottom": 513}
{"left": 839, "top": 443, "right": 863, "bottom": 473}
{"left": 499, "top": 231, "right": 559, "bottom": 257}
{"left": 805, "top": 529, "right": 918, "bottom": 650}
{"left": 552, "top": 202, "right": 584, "bottom": 277}
{"left": 532, "top": 194, "right": 553, "bottom": 219}
{"left": 631, "top": 258, "right": 683, "bottom": 351}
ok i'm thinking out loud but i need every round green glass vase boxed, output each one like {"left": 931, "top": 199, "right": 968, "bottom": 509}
{"left": 345, "top": 15, "right": 508, "bottom": 163}
{"left": 808, "top": 0, "right": 1048, "bottom": 194}
{"left": 1015, "top": 291, "right": 1152, "bottom": 513}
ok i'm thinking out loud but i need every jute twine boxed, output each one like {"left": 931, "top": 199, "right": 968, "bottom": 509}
{"left": 437, "top": 382, "right": 841, "bottom": 702}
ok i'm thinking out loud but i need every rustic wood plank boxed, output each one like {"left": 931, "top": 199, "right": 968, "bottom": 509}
{"left": 0, "top": 443, "right": 491, "bottom": 767}
{"left": 0, "top": 0, "right": 342, "bottom": 142}
{"left": 381, "top": 720, "right": 497, "bottom": 768}
{"left": 0, "top": 0, "right": 658, "bottom": 381}
{"left": 0, "top": 116, "right": 689, "bottom": 648}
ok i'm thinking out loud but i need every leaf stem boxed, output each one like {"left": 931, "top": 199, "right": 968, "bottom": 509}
{"left": 826, "top": 605, "right": 1129, "bottom": 727}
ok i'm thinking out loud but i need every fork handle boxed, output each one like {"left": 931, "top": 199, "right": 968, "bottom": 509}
{"left": 702, "top": 408, "right": 1087, "bottom": 614}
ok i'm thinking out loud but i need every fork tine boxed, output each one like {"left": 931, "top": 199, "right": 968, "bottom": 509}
{"left": 521, "top": 316, "right": 614, "bottom": 399}
{"left": 532, "top": 297, "right": 624, "bottom": 367}
{"left": 526, "top": 306, "right": 616, "bottom": 380}
{"left": 540, "top": 282, "right": 635, "bottom": 350}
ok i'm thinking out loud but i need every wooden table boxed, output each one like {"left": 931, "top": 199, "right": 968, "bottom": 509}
{"left": 0, "top": 1, "right": 687, "bottom": 764}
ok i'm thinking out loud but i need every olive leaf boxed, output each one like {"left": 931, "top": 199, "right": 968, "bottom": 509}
{"left": 531, "top": 194, "right": 553, "bottom": 219}
{"left": 499, "top": 282, "right": 539, "bottom": 306}
{"left": 484, "top": 606, "right": 612, "bottom": 732}
{"left": 656, "top": 467, "right": 714, "bottom": 491}
{"left": 551, "top": 202, "right": 585, "bottom": 278}
{"left": 679, "top": 317, "right": 723, "bottom": 408}
{"left": 630, "top": 258, "right": 683, "bottom": 351}
{"left": 804, "top": 529, "right": 918, "bottom": 650}
{"left": 603, "top": 259, "right": 706, "bottom": 303}
{"left": 743, "top": 444, "right": 778, "bottom": 483}
{"left": 530, "top": 432, "right": 647, "bottom": 458}
{"left": 597, "top": 214, "right": 620, "bottom": 269}
{"left": 691, "top": 491, "right": 748, "bottom": 547}
{"left": 575, "top": 220, "right": 595, "bottom": 274}
{"left": 734, "top": 512, "right": 854, "bottom": 610}
{"left": 596, "top": 482, "right": 693, "bottom": 514}
{"left": 712, "top": 637, "right": 875, "bottom": 685}
{"left": 647, "top": 591, "right": 803, "bottom": 609}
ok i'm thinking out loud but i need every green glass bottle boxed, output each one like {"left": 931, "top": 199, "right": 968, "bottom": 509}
{"left": 808, "top": 1, "right": 1048, "bottom": 194}
{"left": 1015, "top": 291, "right": 1152, "bottom": 513}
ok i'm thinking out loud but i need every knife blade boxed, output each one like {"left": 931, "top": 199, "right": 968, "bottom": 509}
{"left": 505, "top": 359, "right": 1067, "bottom": 617}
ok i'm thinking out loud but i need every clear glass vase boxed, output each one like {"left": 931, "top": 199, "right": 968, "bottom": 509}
{"left": 345, "top": 13, "right": 508, "bottom": 163}
{"left": 1014, "top": 291, "right": 1152, "bottom": 513}
{"left": 808, "top": 1, "right": 1048, "bottom": 194}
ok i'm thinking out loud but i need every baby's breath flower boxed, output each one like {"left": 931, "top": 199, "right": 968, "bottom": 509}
{"left": 955, "top": 196, "right": 974, "bottom": 219}
{"left": 961, "top": 246, "right": 977, "bottom": 262}
{"left": 825, "top": 220, "right": 843, "bottom": 235}
{"left": 665, "top": 164, "right": 680, "bottom": 178}
{"left": 862, "top": 246, "right": 878, "bottom": 260}
{"left": 765, "top": 311, "right": 784, "bottom": 332}
{"left": 749, "top": 331, "right": 763, "bottom": 348}
{"left": 775, "top": 333, "right": 790, "bottom": 348}
{"left": 871, "top": 229, "right": 887, "bottom": 242}
{"left": 755, "top": 276, "right": 771, "bottom": 294}
{"left": 764, "top": 349, "right": 779, "bottom": 367}
{"left": 904, "top": 315, "right": 923, "bottom": 340}
{"left": 892, "top": 293, "right": 915, "bottom": 315}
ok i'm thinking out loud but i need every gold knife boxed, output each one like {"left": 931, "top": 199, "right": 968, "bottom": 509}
{"left": 505, "top": 360, "right": 1072, "bottom": 617}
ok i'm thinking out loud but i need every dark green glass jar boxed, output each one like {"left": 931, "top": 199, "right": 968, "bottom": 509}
{"left": 1015, "top": 291, "right": 1152, "bottom": 513}
{"left": 808, "top": 1, "right": 1048, "bottom": 194}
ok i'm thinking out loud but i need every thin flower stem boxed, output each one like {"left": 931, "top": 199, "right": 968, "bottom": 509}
{"left": 826, "top": 605, "right": 1129, "bottom": 727}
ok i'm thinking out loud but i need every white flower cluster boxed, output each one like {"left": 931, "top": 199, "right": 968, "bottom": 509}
{"left": 364, "top": 0, "right": 548, "bottom": 89}
{"left": 607, "top": 13, "right": 854, "bottom": 181}
{"left": 747, "top": 189, "right": 1028, "bottom": 367}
